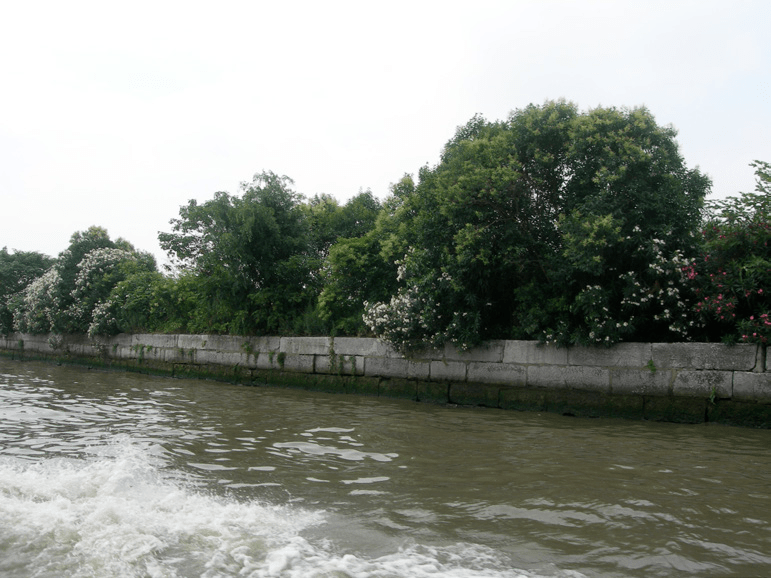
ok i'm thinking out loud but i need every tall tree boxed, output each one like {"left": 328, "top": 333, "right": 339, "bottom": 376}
{"left": 159, "top": 171, "right": 311, "bottom": 334}
{"left": 363, "top": 101, "right": 711, "bottom": 350}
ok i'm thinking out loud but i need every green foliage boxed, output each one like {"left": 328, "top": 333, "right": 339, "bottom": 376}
{"left": 157, "top": 172, "right": 383, "bottom": 336}
{"left": 689, "top": 161, "right": 771, "bottom": 343}
{"left": 363, "top": 101, "right": 710, "bottom": 350}
{"left": 11, "top": 228, "right": 155, "bottom": 336}
{"left": 54, "top": 226, "right": 116, "bottom": 321}
{"left": 89, "top": 270, "right": 184, "bottom": 337}
{"left": 158, "top": 171, "right": 313, "bottom": 334}
{"left": 0, "top": 248, "right": 54, "bottom": 334}
{"left": 318, "top": 212, "right": 401, "bottom": 335}
{"left": 6, "top": 115, "right": 763, "bottom": 353}
{"left": 303, "top": 189, "right": 381, "bottom": 257}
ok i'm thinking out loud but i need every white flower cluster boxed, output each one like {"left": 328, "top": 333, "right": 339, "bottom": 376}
{"left": 618, "top": 238, "right": 700, "bottom": 338}
{"left": 12, "top": 268, "right": 62, "bottom": 333}
{"left": 71, "top": 248, "right": 134, "bottom": 299}
{"left": 11, "top": 247, "right": 137, "bottom": 335}
{"left": 88, "top": 299, "right": 119, "bottom": 338}
{"left": 66, "top": 248, "right": 135, "bottom": 331}
{"left": 362, "top": 251, "right": 460, "bottom": 351}
{"left": 541, "top": 233, "right": 701, "bottom": 346}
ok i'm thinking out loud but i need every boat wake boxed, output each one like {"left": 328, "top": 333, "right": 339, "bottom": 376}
{"left": 0, "top": 436, "right": 584, "bottom": 578}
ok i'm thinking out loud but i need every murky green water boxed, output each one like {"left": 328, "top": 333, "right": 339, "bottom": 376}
{"left": 1, "top": 358, "right": 770, "bottom": 577}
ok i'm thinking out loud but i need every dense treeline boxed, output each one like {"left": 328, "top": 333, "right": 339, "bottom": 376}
{"left": 2, "top": 101, "right": 769, "bottom": 349}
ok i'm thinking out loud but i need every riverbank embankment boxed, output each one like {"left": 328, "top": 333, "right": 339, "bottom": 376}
{"left": 1, "top": 332, "right": 769, "bottom": 427}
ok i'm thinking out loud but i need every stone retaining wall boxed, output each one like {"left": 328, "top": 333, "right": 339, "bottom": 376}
{"left": 1, "top": 333, "right": 769, "bottom": 426}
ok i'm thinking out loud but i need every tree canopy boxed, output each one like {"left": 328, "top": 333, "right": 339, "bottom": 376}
{"left": 362, "top": 100, "right": 712, "bottom": 349}
{"left": 10, "top": 102, "right": 766, "bottom": 350}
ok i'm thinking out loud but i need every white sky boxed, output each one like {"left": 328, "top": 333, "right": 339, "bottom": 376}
{"left": 1, "top": 0, "right": 769, "bottom": 264}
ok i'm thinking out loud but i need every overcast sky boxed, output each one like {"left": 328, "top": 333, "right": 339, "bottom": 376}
{"left": 2, "top": 0, "right": 768, "bottom": 263}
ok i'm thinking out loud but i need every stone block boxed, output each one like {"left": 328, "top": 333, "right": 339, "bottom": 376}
{"left": 449, "top": 382, "right": 501, "bottom": 407}
{"left": 610, "top": 368, "right": 672, "bottom": 396}
{"left": 364, "top": 356, "right": 409, "bottom": 378}
{"left": 316, "top": 354, "right": 364, "bottom": 376}
{"left": 442, "top": 340, "right": 505, "bottom": 363}
{"left": 314, "top": 354, "right": 333, "bottom": 374}
{"left": 280, "top": 336, "right": 331, "bottom": 356}
{"left": 177, "top": 334, "right": 210, "bottom": 350}
{"left": 131, "top": 333, "right": 179, "bottom": 349}
{"left": 255, "top": 351, "right": 282, "bottom": 370}
{"left": 308, "top": 374, "right": 347, "bottom": 394}
{"left": 568, "top": 342, "right": 652, "bottom": 368}
{"left": 160, "top": 347, "right": 188, "bottom": 364}
{"left": 708, "top": 400, "right": 771, "bottom": 428}
{"left": 733, "top": 372, "right": 771, "bottom": 403}
{"left": 143, "top": 346, "right": 166, "bottom": 361}
{"left": 342, "top": 355, "right": 365, "bottom": 376}
{"left": 405, "top": 346, "right": 444, "bottom": 361}
{"left": 195, "top": 349, "right": 249, "bottom": 367}
{"left": 108, "top": 334, "right": 133, "bottom": 348}
{"left": 380, "top": 378, "right": 418, "bottom": 400}
{"left": 651, "top": 343, "right": 758, "bottom": 371}
{"left": 203, "top": 335, "right": 246, "bottom": 352}
{"left": 276, "top": 353, "right": 314, "bottom": 373}
{"left": 672, "top": 370, "right": 733, "bottom": 399}
{"left": 331, "top": 337, "right": 397, "bottom": 358}
{"left": 407, "top": 360, "right": 431, "bottom": 380}
{"left": 545, "top": 389, "right": 643, "bottom": 419}
{"left": 269, "top": 371, "right": 318, "bottom": 389}
{"left": 527, "top": 365, "right": 610, "bottom": 393}
{"left": 244, "top": 336, "right": 281, "bottom": 353}
{"left": 499, "top": 387, "right": 548, "bottom": 412}
{"left": 644, "top": 396, "right": 706, "bottom": 424}
{"left": 467, "top": 362, "right": 526, "bottom": 386}
{"left": 503, "top": 340, "right": 568, "bottom": 365}
{"left": 346, "top": 376, "right": 380, "bottom": 396}
{"left": 16, "top": 334, "right": 40, "bottom": 348}
{"left": 430, "top": 360, "right": 467, "bottom": 382}
{"left": 109, "top": 345, "right": 130, "bottom": 360}
{"left": 416, "top": 381, "right": 449, "bottom": 403}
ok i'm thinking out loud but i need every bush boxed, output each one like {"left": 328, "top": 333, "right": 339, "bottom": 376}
{"left": 689, "top": 161, "right": 771, "bottom": 343}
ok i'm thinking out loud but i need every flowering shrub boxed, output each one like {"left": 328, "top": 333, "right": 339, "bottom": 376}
{"left": 66, "top": 248, "right": 135, "bottom": 333}
{"left": 12, "top": 268, "right": 62, "bottom": 333}
{"left": 367, "top": 211, "right": 706, "bottom": 351}
{"left": 685, "top": 161, "right": 770, "bottom": 344}
{"left": 363, "top": 103, "right": 709, "bottom": 351}
{"left": 536, "top": 221, "right": 700, "bottom": 347}
{"left": 11, "top": 244, "right": 149, "bottom": 336}
{"left": 689, "top": 225, "right": 770, "bottom": 343}
{"left": 88, "top": 270, "right": 187, "bottom": 337}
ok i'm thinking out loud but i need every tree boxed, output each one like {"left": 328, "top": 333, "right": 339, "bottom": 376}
{"left": 303, "top": 189, "right": 381, "bottom": 258}
{"left": 11, "top": 228, "right": 156, "bottom": 335}
{"left": 0, "top": 248, "right": 54, "bottom": 334}
{"left": 689, "top": 160, "right": 771, "bottom": 343}
{"left": 159, "top": 171, "right": 313, "bottom": 334}
{"left": 318, "top": 180, "right": 410, "bottom": 336}
{"left": 363, "top": 101, "right": 711, "bottom": 350}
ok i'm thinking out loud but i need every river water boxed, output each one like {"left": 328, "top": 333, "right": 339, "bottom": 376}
{"left": 1, "top": 359, "right": 770, "bottom": 578}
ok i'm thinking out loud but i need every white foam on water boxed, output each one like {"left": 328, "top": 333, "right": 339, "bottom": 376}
{"left": 0, "top": 436, "right": 583, "bottom": 578}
